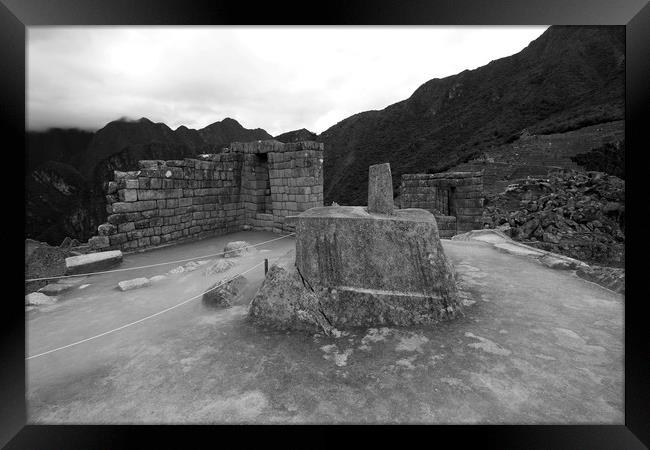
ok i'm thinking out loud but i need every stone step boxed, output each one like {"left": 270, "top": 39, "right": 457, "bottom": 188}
{"left": 65, "top": 250, "right": 123, "bottom": 275}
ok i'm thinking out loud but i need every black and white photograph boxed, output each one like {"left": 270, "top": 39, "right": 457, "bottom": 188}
{"left": 4, "top": 0, "right": 648, "bottom": 444}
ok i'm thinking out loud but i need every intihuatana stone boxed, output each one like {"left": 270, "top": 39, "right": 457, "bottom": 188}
{"left": 367, "top": 163, "right": 394, "bottom": 215}
{"left": 250, "top": 205, "right": 461, "bottom": 332}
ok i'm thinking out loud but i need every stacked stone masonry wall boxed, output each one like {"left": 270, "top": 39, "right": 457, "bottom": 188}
{"left": 88, "top": 140, "right": 324, "bottom": 252}
{"left": 400, "top": 171, "right": 484, "bottom": 236}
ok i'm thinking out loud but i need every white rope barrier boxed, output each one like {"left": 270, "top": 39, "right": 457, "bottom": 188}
{"left": 25, "top": 233, "right": 295, "bottom": 282}
{"left": 26, "top": 260, "right": 267, "bottom": 360}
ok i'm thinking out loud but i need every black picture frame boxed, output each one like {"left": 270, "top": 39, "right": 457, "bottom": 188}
{"left": 3, "top": 0, "right": 648, "bottom": 447}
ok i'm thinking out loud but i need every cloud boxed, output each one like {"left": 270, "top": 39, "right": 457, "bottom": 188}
{"left": 27, "top": 26, "right": 548, "bottom": 135}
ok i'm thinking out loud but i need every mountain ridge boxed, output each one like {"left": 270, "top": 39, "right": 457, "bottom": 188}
{"left": 317, "top": 25, "right": 625, "bottom": 205}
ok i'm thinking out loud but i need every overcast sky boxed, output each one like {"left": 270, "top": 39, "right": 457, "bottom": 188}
{"left": 27, "top": 26, "right": 548, "bottom": 136}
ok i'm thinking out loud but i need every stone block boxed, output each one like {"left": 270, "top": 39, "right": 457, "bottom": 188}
{"left": 65, "top": 250, "right": 123, "bottom": 275}
{"left": 118, "top": 277, "right": 151, "bottom": 291}
{"left": 112, "top": 202, "right": 136, "bottom": 214}
{"left": 118, "top": 222, "right": 135, "bottom": 233}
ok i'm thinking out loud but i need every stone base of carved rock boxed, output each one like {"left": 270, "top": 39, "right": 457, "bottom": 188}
{"left": 249, "top": 247, "right": 460, "bottom": 333}
{"left": 295, "top": 206, "right": 460, "bottom": 315}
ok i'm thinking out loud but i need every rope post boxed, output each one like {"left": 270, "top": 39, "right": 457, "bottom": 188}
{"left": 264, "top": 258, "right": 269, "bottom": 275}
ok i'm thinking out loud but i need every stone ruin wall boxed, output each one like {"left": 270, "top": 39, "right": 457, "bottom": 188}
{"left": 399, "top": 171, "right": 484, "bottom": 237}
{"left": 87, "top": 141, "right": 323, "bottom": 252}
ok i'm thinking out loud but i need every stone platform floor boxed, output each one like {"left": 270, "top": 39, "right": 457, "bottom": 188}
{"left": 26, "top": 232, "right": 623, "bottom": 424}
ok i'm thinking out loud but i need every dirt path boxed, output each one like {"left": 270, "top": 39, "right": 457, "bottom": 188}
{"left": 27, "top": 234, "right": 623, "bottom": 424}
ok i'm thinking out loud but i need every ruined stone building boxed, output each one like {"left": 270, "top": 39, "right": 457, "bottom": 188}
{"left": 87, "top": 140, "right": 324, "bottom": 252}
{"left": 399, "top": 171, "right": 484, "bottom": 237}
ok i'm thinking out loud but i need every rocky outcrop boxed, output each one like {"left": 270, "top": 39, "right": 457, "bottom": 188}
{"left": 483, "top": 170, "right": 624, "bottom": 266}
{"left": 248, "top": 250, "right": 337, "bottom": 334}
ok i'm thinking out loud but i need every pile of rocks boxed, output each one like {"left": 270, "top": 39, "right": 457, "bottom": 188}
{"left": 482, "top": 170, "right": 624, "bottom": 267}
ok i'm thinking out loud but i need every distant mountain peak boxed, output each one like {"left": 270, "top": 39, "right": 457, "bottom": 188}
{"left": 275, "top": 128, "right": 319, "bottom": 143}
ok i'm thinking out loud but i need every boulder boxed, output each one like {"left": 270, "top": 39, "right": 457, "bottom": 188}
{"left": 202, "top": 275, "right": 247, "bottom": 308}
{"left": 223, "top": 241, "right": 256, "bottom": 258}
{"left": 117, "top": 277, "right": 151, "bottom": 291}
{"left": 249, "top": 250, "right": 336, "bottom": 334}
{"left": 65, "top": 250, "right": 123, "bottom": 275}
{"left": 25, "top": 292, "right": 58, "bottom": 306}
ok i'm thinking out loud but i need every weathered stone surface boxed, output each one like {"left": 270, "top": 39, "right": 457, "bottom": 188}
{"left": 65, "top": 250, "right": 123, "bottom": 275}
{"left": 367, "top": 163, "right": 394, "bottom": 215}
{"left": 25, "top": 292, "right": 58, "bottom": 306}
{"left": 295, "top": 206, "right": 458, "bottom": 300}
{"left": 223, "top": 241, "right": 257, "bottom": 258}
{"left": 117, "top": 277, "right": 151, "bottom": 291}
{"left": 252, "top": 205, "right": 461, "bottom": 330}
